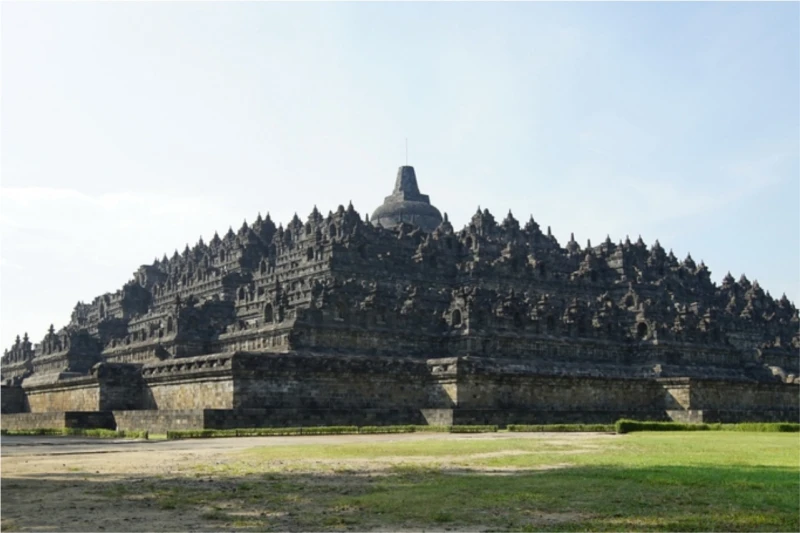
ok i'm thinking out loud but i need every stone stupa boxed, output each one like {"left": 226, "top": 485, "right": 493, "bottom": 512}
{"left": 370, "top": 166, "right": 443, "bottom": 232}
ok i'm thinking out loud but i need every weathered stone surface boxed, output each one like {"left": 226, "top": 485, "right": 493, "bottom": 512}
{"left": 25, "top": 379, "right": 101, "bottom": 412}
{"left": 371, "top": 166, "right": 443, "bottom": 231}
{"left": 1, "top": 385, "right": 27, "bottom": 414}
{"left": 1, "top": 411, "right": 115, "bottom": 430}
{"left": 113, "top": 409, "right": 207, "bottom": 432}
{"left": 1, "top": 165, "right": 798, "bottom": 429}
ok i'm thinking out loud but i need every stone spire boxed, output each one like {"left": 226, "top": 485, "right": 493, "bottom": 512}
{"left": 371, "top": 166, "right": 443, "bottom": 232}
{"left": 392, "top": 166, "right": 424, "bottom": 199}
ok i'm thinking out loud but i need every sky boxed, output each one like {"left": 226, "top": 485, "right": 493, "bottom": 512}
{"left": 1, "top": 2, "right": 798, "bottom": 350}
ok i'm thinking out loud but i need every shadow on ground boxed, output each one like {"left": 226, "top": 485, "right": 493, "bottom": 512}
{"left": 2, "top": 463, "right": 798, "bottom": 532}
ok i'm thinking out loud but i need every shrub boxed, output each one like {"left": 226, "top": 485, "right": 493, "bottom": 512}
{"left": 299, "top": 426, "right": 359, "bottom": 435}
{"left": 1, "top": 428, "right": 64, "bottom": 436}
{"left": 507, "top": 424, "right": 614, "bottom": 433}
{"left": 614, "top": 419, "right": 800, "bottom": 434}
{"left": 63, "top": 428, "right": 117, "bottom": 438}
{"left": 166, "top": 429, "right": 231, "bottom": 439}
{"left": 615, "top": 420, "right": 709, "bottom": 434}
{"left": 1, "top": 428, "right": 147, "bottom": 439}
{"left": 234, "top": 427, "right": 302, "bottom": 437}
{"left": 729, "top": 422, "right": 800, "bottom": 432}
{"left": 449, "top": 425, "right": 498, "bottom": 433}
{"left": 119, "top": 430, "right": 150, "bottom": 439}
{"left": 413, "top": 425, "right": 451, "bottom": 432}
{"left": 358, "top": 426, "right": 417, "bottom": 434}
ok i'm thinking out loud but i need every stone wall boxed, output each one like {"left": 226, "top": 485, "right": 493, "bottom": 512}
{"left": 1, "top": 385, "right": 27, "bottom": 413}
{"left": 25, "top": 378, "right": 101, "bottom": 412}
{"left": 145, "top": 378, "right": 234, "bottom": 410}
{"left": 460, "top": 375, "right": 662, "bottom": 411}
{"left": 694, "top": 409, "right": 799, "bottom": 423}
{"left": 232, "top": 352, "right": 451, "bottom": 410}
{"left": 100, "top": 381, "right": 143, "bottom": 411}
{"left": 764, "top": 353, "right": 800, "bottom": 375}
{"left": 290, "top": 323, "right": 439, "bottom": 358}
{"left": 1, "top": 360, "right": 32, "bottom": 382}
{"left": 665, "top": 409, "right": 704, "bottom": 423}
{"left": 660, "top": 378, "right": 799, "bottom": 422}
{"left": 4, "top": 351, "right": 797, "bottom": 431}
{"left": 113, "top": 408, "right": 432, "bottom": 431}
{"left": 214, "top": 324, "right": 296, "bottom": 354}
{"left": 455, "top": 356, "right": 663, "bottom": 412}
{"left": 113, "top": 409, "right": 206, "bottom": 432}
{"left": 449, "top": 335, "right": 629, "bottom": 364}
{"left": 95, "top": 363, "right": 145, "bottom": 411}
{"left": 19, "top": 364, "right": 144, "bottom": 413}
{"left": 449, "top": 408, "right": 668, "bottom": 425}
{"left": 203, "top": 408, "right": 429, "bottom": 429}
{"left": 660, "top": 378, "right": 691, "bottom": 410}
{"left": 140, "top": 354, "right": 235, "bottom": 410}
{"left": 2, "top": 412, "right": 70, "bottom": 429}
{"left": 641, "top": 343, "right": 746, "bottom": 368}
{"left": 1, "top": 411, "right": 115, "bottom": 430}
{"left": 690, "top": 380, "right": 799, "bottom": 412}
{"left": 102, "top": 343, "right": 169, "bottom": 365}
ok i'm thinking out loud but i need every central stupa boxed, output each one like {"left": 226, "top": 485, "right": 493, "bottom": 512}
{"left": 371, "top": 166, "right": 443, "bottom": 232}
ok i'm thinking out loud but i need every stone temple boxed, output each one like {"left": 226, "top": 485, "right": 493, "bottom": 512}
{"left": 2, "top": 166, "right": 798, "bottom": 432}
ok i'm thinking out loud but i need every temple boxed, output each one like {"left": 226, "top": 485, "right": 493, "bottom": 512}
{"left": 2, "top": 166, "right": 798, "bottom": 432}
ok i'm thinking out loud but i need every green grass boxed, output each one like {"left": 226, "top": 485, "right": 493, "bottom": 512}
{"left": 164, "top": 424, "right": 499, "bottom": 439}
{"left": 509, "top": 423, "right": 615, "bottom": 432}
{"left": 0, "top": 428, "right": 148, "bottom": 439}
{"left": 86, "top": 432, "right": 799, "bottom": 531}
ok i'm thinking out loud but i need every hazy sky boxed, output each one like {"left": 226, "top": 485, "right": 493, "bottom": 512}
{"left": 2, "top": 2, "right": 798, "bottom": 350}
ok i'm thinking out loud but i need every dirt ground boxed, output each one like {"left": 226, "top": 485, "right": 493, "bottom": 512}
{"left": 0, "top": 433, "right": 604, "bottom": 532}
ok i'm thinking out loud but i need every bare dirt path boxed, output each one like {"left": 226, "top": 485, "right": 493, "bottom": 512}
{"left": 1, "top": 432, "right": 608, "bottom": 532}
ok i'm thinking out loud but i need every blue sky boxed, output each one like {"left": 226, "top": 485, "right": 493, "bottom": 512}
{"left": 1, "top": 2, "right": 798, "bottom": 349}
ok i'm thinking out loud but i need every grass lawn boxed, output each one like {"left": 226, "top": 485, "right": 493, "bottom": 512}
{"left": 85, "top": 431, "right": 800, "bottom": 531}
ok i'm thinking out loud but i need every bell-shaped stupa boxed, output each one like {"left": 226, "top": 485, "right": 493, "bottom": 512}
{"left": 371, "top": 166, "right": 443, "bottom": 232}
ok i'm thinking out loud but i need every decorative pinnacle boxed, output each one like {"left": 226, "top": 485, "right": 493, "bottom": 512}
{"left": 392, "top": 166, "right": 422, "bottom": 199}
